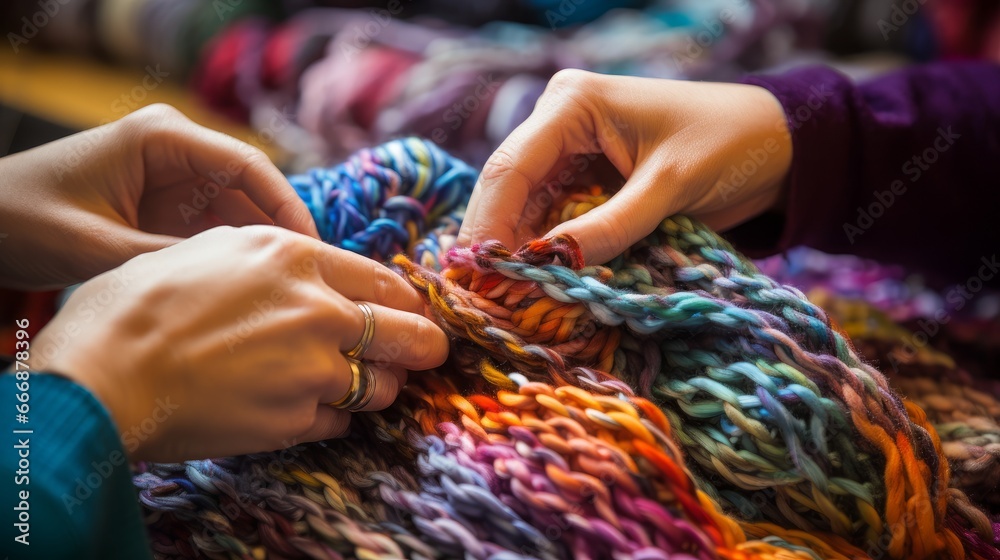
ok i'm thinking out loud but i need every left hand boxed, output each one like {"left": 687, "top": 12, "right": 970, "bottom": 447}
{"left": 30, "top": 225, "right": 449, "bottom": 461}
{"left": 0, "top": 104, "right": 318, "bottom": 290}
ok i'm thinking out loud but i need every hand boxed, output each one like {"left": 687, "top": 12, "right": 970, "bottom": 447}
{"left": 27, "top": 226, "right": 449, "bottom": 461}
{"left": 0, "top": 104, "right": 318, "bottom": 290}
{"left": 457, "top": 69, "right": 793, "bottom": 264}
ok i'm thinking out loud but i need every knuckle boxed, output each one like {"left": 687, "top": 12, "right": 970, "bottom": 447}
{"left": 260, "top": 226, "right": 304, "bottom": 254}
{"left": 239, "top": 145, "right": 273, "bottom": 172}
{"left": 139, "top": 103, "right": 184, "bottom": 120}
{"left": 126, "top": 103, "right": 185, "bottom": 132}
{"left": 479, "top": 147, "right": 522, "bottom": 188}
{"left": 302, "top": 289, "right": 346, "bottom": 329}
{"left": 547, "top": 68, "right": 592, "bottom": 91}
{"left": 369, "top": 260, "right": 397, "bottom": 304}
{"left": 116, "top": 104, "right": 188, "bottom": 145}
{"left": 202, "top": 225, "right": 240, "bottom": 241}
{"left": 240, "top": 227, "right": 313, "bottom": 271}
{"left": 541, "top": 69, "right": 599, "bottom": 117}
{"left": 603, "top": 215, "right": 632, "bottom": 255}
{"left": 287, "top": 407, "right": 318, "bottom": 437}
{"left": 409, "top": 319, "right": 444, "bottom": 367}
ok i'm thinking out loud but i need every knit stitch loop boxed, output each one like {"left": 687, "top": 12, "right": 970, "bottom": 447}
{"left": 138, "top": 138, "right": 999, "bottom": 560}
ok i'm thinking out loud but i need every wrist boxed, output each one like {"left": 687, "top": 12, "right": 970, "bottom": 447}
{"left": 29, "top": 324, "right": 144, "bottom": 452}
{"left": 743, "top": 84, "right": 793, "bottom": 215}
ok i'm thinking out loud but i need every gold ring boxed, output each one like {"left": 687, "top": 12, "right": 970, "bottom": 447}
{"left": 327, "top": 359, "right": 375, "bottom": 412}
{"left": 346, "top": 302, "right": 375, "bottom": 360}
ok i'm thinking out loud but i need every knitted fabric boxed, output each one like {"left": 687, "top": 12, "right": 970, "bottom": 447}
{"left": 135, "top": 138, "right": 1000, "bottom": 560}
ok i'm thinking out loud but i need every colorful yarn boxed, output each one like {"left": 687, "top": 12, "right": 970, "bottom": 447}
{"left": 803, "top": 290, "right": 1000, "bottom": 513}
{"left": 136, "top": 138, "right": 1000, "bottom": 560}
{"left": 287, "top": 137, "right": 476, "bottom": 266}
{"left": 179, "top": 0, "right": 837, "bottom": 164}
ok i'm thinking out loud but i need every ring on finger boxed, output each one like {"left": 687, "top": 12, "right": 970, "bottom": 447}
{"left": 346, "top": 302, "right": 375, "bottom": 360}
{"left": 327, "top": 359, "right": 376, "bottom": 412}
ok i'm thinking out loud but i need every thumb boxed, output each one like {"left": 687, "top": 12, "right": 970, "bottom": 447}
{"left": 546, "top": 170, "right": 672, "bottom": 265}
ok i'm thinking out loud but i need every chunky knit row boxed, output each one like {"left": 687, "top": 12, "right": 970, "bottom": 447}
{"left": 136, "top": 138, "right": 1000, "bottom": 559}
{"left": 808, "top": 290, "right": 1000, "bottom": 514}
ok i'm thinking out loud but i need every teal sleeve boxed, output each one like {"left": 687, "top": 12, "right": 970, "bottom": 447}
{"left": 0, "top": 372, "right": 152, "bottom": 559}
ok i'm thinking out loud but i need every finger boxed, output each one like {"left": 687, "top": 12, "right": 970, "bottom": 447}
{"left": 460, "top": 126, "right": 563, "bottom": 249}
{"left": 354, "top": 363, "right": 407, "bottom": 412}
{"left": 297, "top": 405, "right": 353, "bottom": 442}
{"left": 456, "top": 179, "right": 485, "bottom": 246}
{"left": 340, "top": 301, "right": 448, "bottom": 371}
{"left": 546, "top": 163, "right": 671, "bottom": 265}
{"left": 139, "top": 182, "right": 273, "bottom": 237}
{"left": 207, "top": 189, "right": 275, "bottom": 227}
{"left": 221, "top": 149, "right": 320, "bottom": 240}
{"left": 321, "top": 353, "right": 406, "bottom": 411}
{"left": 506, "top": 153, "right": 628, "bottom": 248}
{"left": 138, "top": 106, "right": 320, "bottom": 239}
{"left": 458, "top": 94, "right": 589, "bottom": 248}
{"left": 311, "top": 243, "right": 426, "bottom": 314}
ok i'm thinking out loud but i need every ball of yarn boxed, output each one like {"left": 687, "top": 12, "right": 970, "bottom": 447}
{"left": 135, "top": 138, "right": 1000, "bottom": 560}
{"left": 288, "top": 137, "right": 476, "bottom": 267}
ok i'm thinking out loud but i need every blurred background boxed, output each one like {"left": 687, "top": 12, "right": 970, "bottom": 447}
{"left": 1, "top": 0, "right": 999, "bottom": 348}
{"left": 2, "top": 0, "right": 999, "bottom": 170}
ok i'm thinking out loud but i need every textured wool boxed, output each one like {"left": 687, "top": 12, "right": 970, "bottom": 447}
{"left": 135, "top": 138, "right": 1000, "bottom": 560}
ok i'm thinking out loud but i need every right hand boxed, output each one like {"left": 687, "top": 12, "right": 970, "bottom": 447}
{"left": 457, "top": 69, "right": 794, "bottom": 264}
{"left": 28, "top": 226, "right": 449, "bottom": 462}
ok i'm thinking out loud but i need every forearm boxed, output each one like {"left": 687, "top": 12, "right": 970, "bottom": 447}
{"left": 730, "top": 62, "right": 1000, "bottom": 282}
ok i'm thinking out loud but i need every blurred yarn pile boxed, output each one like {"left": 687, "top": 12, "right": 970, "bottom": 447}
{"left": 0, "top": 0, "right": 882, "bottom": 166}
{"left": 3, "top": 0, "right": 1000, "bottom": 166}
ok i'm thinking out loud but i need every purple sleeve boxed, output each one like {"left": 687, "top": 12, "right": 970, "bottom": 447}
{"left": 727, "top": 62, "right": 1000, "bottom": 283}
